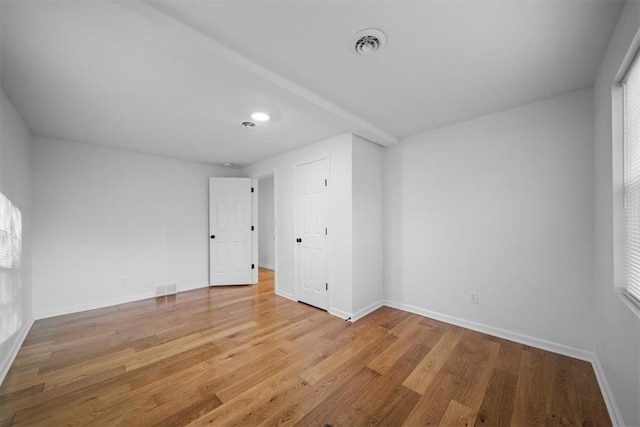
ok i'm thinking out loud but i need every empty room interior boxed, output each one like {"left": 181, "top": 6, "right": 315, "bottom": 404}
{"left": 1, "top": 1, "right": 640, "bottom": 426}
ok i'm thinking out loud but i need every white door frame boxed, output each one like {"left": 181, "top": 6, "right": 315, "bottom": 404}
{"left": 251, "top": 178, "right": 258, "bottom": 284}
{"left": 252, "top": 171, "right": 278, "bottom": 292}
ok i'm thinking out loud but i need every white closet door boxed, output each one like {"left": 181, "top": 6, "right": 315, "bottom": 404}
{"left": 295, "top": 158, "right": 329, "bottom": 309}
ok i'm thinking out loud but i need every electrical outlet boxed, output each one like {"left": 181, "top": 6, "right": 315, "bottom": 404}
{"left": 121, "top": 276, "right": 128, "bottom": 286}
{"left": 470, "top": 291, "right": 479, "bottom": 304}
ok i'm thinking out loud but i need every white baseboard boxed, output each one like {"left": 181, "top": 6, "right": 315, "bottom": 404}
{"left": 276, "top": 290, "right": 351, "bottom": 321}
{"left": 383, "top": 300, "right": 593, "bottom": 362}
{"left": 0, "top": 317, "right": 34, "bottom": 385}
{"left": 37, "top": 291, "right": 155, "bottom": 320}
{"left": 179, "top": 282, "right": 210, "bottom": 293}
{"left": 275, "top": 288, "right": 296, "bottom": 302}
{"left": 328, "top": 307, "right": 352, "bottom": 321}
{"left": 36, "top": 282, "right": 210, "bottom": 320}
{"left": 351, "top": 300, "right": 384, "bottom": 322}
{"left": 592, "top": 354, "right": 624, "bottom": 426}
{"left": 258, "top": 263, "right": 275, "bottom": 270}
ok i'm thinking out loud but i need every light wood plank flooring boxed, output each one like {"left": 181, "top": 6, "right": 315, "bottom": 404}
{"left": 0, "top": 268, "right": 610, "bottom": 426}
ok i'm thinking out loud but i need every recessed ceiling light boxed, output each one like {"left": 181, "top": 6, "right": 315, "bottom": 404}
{"left": 250, "top": 112, "right": 270, "bottom": 122}
{"left": 241, "top": 121, "right": 256, "bottom": 128}
{"left": 223, "top": 162, "right": 233, "bottom": 167}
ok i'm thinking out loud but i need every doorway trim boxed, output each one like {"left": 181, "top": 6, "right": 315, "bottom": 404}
{"left": 252, "top": 171, "right": 280, "bottom": 297}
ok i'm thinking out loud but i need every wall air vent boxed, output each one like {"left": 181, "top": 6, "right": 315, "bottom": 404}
{"left": 155, "top": 283, "right": 177, "bottom": 297}
{"left": 350, "top": 28, "right": 387, "bottom": 56}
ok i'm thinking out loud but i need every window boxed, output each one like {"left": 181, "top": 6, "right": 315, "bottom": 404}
{"left": 622, "top": 54, "right": 640, "bottom": 304}
{"left": 0, "top": 193, "right": 22, "bottom": 269}
{"left": 0, "top": 193, "right": 23, "bottom": 345}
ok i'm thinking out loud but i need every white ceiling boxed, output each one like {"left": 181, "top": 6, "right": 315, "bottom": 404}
{"left": 0, "top": 1, "right": 623, "bottom": 167}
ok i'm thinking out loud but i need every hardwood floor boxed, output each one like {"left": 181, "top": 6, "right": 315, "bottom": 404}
{"left": 0, "top": 268, "right": 610, "bottom": 426}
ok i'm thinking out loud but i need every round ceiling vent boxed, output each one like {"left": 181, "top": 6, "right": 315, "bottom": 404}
{"left": 241, "top": 121, "right": 256, "bottom": 128}
{"left": 350, "top": 28, "right": 387, "bottom": 56}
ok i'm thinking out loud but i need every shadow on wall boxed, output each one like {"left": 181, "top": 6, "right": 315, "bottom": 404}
{"left": 0, "top": 193, "right": 22, "bottom": 347}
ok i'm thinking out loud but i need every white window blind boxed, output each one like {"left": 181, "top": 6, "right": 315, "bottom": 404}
{"left": 0, "top": 193, "right": 23, "bottom": 345}
{"left": 623, "top": 54, "right": 640, "bottom": 303}
{"left": 0, "top": 193, "right": 22, "bottom": 269}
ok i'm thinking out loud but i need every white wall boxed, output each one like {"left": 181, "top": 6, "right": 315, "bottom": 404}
{"left": 242, "top": 133, "right": 353, "bottom": 318}
{"left": 593, "top": 2, "right": 640, "bottom": 425}
{"left": 352, "top": 135, "right": 384, "bottom": 319}
{"left": 258, "top": 175, "right": 275, "bottom": 270}
{"left": 0, "top": 88, "right": 33, "bottom": 383}
{"left": 32, "top": 136, "right": 238, "bottom": 318}
{"left": 384, "top": 89, "right": 595, "bottom": 353}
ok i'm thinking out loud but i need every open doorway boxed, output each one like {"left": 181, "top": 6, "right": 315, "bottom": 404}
{"left": 258, "top": 175, "right": 275, "bottom": 277}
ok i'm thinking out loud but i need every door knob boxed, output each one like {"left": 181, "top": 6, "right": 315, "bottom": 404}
{"left": 296, "top": 238, "right": 302, "bottom": 243}
{"left": 210, "top": 235, "right": 215, "bottom": 239}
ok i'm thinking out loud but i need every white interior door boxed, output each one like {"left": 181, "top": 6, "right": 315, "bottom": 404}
{"left": 295, "top": 158, "right": 329, "bottom": 310}
{"left": 209, "top": 177, "right": 254, "bottom": 285}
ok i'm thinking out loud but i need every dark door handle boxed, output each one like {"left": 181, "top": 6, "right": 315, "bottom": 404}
{"left": 210, "top": 235, "right": 215, "bottom": 239}
{"left": 296, "top": 238, "right": 302, "bottom": 243}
